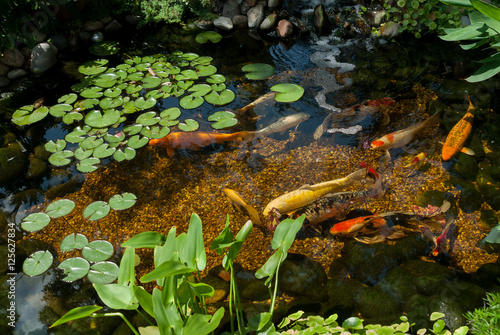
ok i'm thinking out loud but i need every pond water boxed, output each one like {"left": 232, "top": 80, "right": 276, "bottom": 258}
{"left": 2, "top": 13, "right": 500, "bottom": 335}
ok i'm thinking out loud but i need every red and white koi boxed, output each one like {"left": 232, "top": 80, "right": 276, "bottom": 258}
{"left": 419, "top": 218, "right": 454, "bottom": 256}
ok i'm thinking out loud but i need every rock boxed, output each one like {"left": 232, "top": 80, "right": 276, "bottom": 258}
{"left": 247, "top": 5, "right": 265, "bottom": 29}
{"left": 241, "top": 1, "right": 251, "bottom": 15}
{"left": 477, "top": 163, "right": 500, "bottom": 210}
{"left": 214, "top": 16, "right": 234, "bottom": 31}
{"left": 223, "top": 0, "right": 241, "bottom": 18}
{"left": 30, "top": 43, "right": 58, "bottom": 74}
{"left": 100, "top": 16, "right": 113, "bottom": 24}
{"left": 91, "top": 31, "right": 105, "bottom": 43}
{"left": 201, "top": 275, "right": 229, "bottom": 304}
{"left": 260, "top": 13, "right": 277, "bottom": 31}
{"left": 473, "top": 262, "right": 500, "bottom": 288}
{"left": 0, "top": 62, "right": 8, "bottom": 76}
{"left": 352, "top": 18, "right": 372, "bottom": 36}
{"left": 278, "top": 19, "right": 294, "bottom": 38}
{"left": 83, "top": 20, "right": 104, "bottom": 31}
{"left": 416, "top": 190, "right": 458, "bottom": 217}
{"left": 1, "top": 48, "right": 25, "bottom": 68}
{"left": 104, "top": 19, "right": 124, "bottom": 32}
{"left": 314, "top": 4, "right": 331, "bottom": 36}
{"left": 268, "top": 0, "right": 280, "bottom": 8}
{"left": 452, "top": 153, "right": 478, "bottom": 180}
{"left": 125, "top": 15, "right": 141, "bottom": 25}
{"left": 195, "top": 19, "right": 214, "bottom": 30}
{"left": 79, "top": 31, "right": 91, "bottom": 41}
{"left": 325, "top": 276, "right": 366, "bottom": 307}
{"left": 427, "top": 295, "right": 469, "bottom": 332}
{"left": 0, "top": 143, "right": 27, "bottom": 183}
{"left": 233, "top": 15, "right": 248, "bottom": 30}
{"left": 415, "top": 275, "right": 447, "bottom": 296}
{"left": 479, "top": 209, "right": 498, "bottom": 228}
{"left": 0, "top": 76, "right": 10, "bottom": 88}
{"left": 241, "top": 279, "right": 269, "bottom": 301}
{"left": 7, "top": 68, "right": 27, "bottom": 80}
{"left": 49, "top": 34, "right": 68, "bottom": 50}
{"left": 354, "top": 285, "right": 401, "bottom": 322}
{"left": 379, "top": 21, "right": 401, "bottom": 38}
{"left": 246, "top": 0, "right": 258, "bottom": 6}
{"left": 455, "top": 179, "right": 482, "bottom": 213}
{"left": 365, "top": 9, "right": 386, "bottom": 26}
{"left": 278, "top": 253, "right": 327, "bottom": 299}
{"left": 26, "top": 156, "right": 48, "bottom": 179}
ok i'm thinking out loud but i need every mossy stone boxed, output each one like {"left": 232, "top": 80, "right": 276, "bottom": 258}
{"left": 477, "top": 167, "right": 500, "bottom": 210}
{"left": 279, "top": 253, "right": 328, "bottom": 300}
{"left": 26, "top": 156, "right": 48, "bottom": 178}
{"left": 427, "top": 295, "right": 468, "bottom": 332}
{"left": 416, "top": 190, "right": 458, "bottom": 217}
{"left": 479, "top": 209, "right": 498, "bottom": 228}
{"left": 0, "top": 143, "right": 28, "bottom": 183}
{"left": 452, "top": 153, "right": 478, "bottom": 181}
{"left": 455, "top": 180, "right": 482, "bottom": 213}
{"left": 354, "top": 285, "right": 401, "bottom": 320}
{"left": 325, "top": 277, "right": 366, "bottom": 307}
{"left": 415, "top": 275, "right": 447, "bottom": 296}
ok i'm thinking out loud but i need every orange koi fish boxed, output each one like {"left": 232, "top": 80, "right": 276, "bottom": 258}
{"left": 223, "top": 188, "right": 263, "bottom": 228}
{"left": 441, "top": 95, "right": 474, "bottom": 161}
{"left": 370, "top": 110, "right": 441, "bottom": 151}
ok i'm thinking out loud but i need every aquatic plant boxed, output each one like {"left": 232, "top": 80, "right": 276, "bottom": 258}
{"left": 464, "top": 291, "right": 500, "bottom": 334}
{"left": 439, "top": 0, "right": 500, "bottom": 82}
{"left": 137, "top": 0, "right": 214, "bottom": 26}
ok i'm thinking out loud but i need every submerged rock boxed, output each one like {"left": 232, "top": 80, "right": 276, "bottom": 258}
{"left": 0, "top": 143, "right": 27, "bottom": 183}
{"left": 30, "top": 43, "right": 58, "bottom": 74}
{"left": 1, "top": 48, "right": 25, "bottom": 68}
{"left": 314, "top": 4, "right": 331, "bottom": 36}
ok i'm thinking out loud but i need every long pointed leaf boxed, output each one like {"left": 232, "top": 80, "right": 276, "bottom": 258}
{"left": 50, "top": 305, "right": 103, "bottom": 328}
{"left": 181, "top": 213, "right": 207, "bottom": 271}
{"left": 140, "top": 260, "right": 197, "bottom": 283}
{"left": 471, "top": 0, "right": 500, "bottom": 23}
{"left": 183, "top": 307, "right": 225, "bottom": 335}
{"left": 271, "top": 215, "right": 305, "bottom": 251}
{"left": 467, "top": 59, "right": 500, "bottom": 82}
{"left": 122, "top": 231, "right": 166, "bottom": 248}
{"left": 93, "top": 283, "right": 139, "bottom": 310}
{"left": 152, "top": 288, "right": 174, "bottom": 335}
{"left": 224, "top": 220, "right": 253, "bottom": 270}
{"left": 117, "top": 247, "right": 136, "bottom": 285}
{"left": 133, "top": 286, "right": 154, "bottom": 317}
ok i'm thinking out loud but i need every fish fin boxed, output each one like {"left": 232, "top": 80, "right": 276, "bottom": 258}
{"left": 382, "top": 150, "right": 391, "bottom": 164}
{"left": 386, "top": 230, "right": 407, "bottom": 240}
{"left": 314, "top": 113, "right": 335, "bottom": 140}
{"left": 167, "top": 147, "right": 175, "bottom": 158}
{"left": 298, "top": 184, "right": 313, "bottom": 190}
{"left": 440, "top": 200, "right": 451, "bottom": 214}
{"left": 355, "top": 235, "right": 386, "bottom": 244}
{"left": 460, "top": 147, "right": 475, "bottom": 156}
{"left": 347, "top": 221, "right": 370, "bottom": 233}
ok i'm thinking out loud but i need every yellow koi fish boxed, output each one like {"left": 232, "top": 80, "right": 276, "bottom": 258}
{"left": 223, "top": 188, "right": 263, "bottom": 228}
{"left": 235, "top": 92, "right": 277, "bottom": 114}
{"left": 441, "top": 95, "right": 474, "bottom": 161}
{"left": 370, "top": 110, "right": 441, "bottom": 151}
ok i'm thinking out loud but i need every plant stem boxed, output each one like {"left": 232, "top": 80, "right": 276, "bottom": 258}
{"left": 268, "top": 253, "right": 284, "bottom": 317}
{"left": 92, "top": 312, "right": 140, "bottom": 335}
{"left": 228, "top": 263, "right": 235, "bottom": 335}
{"left": 136, "top": 309, "right": 155, "bottom": 327}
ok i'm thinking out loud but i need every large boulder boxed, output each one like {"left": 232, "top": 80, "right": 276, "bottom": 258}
{"left": 30, "top": 43, "right": 58, "bottom": 74}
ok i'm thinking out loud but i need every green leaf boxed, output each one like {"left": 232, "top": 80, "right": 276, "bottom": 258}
{"left": 46, "top": 199, "right": 75, "bottom": 218}
{"left": 271, "top": 83, "right": 305, "bottom": 102}
{"left": 92, "top": 144, "right": 116, "bottom": 159}
{"left": 178, "top": 119, "right": 199, "bottom": 131}
{"left": 208, "top": 110, "right": 238, "bottom": 129}
{"left": 210, "top": 216, "right": 234, "bottom": 255}
{"left": 255, "top": 245, "right": 286, "bottom": 284}
{"left": 83, "top": 201, "right": 111, "bottom": 220}
{"left": 48, "top": 150, "right": 73, "bottom": 166}
{"left": 82, "top": 98, "right": 99, "bottom": 109}
{"left": 242, "top": 63, "right": 275, "bottom": 80}
{"left": 183, "top": 307, "right": 225, "bottom": 335}
{"left": 342, "top": 316, "right": 364, "bottom": 329}
{"left": 181, "top": 213, "right": 207, "bottom": 271}
{"left": 58, "top": 93, "right": 78, "bottom": 104}
{"left": 180, "top": 95, "right": 204, "bottom": 109}
{"left": 440, "top": 22, "right": 488, "bottom": 41}
{"left": 62, "top": 111, "right": 84, "bottom": 124}
{"left": 186, "top": 281, "right": 214, "bottom": 298}
{"left": 58, "top": 257, "right": 90, "bottom": 282}
{"left": 85, "top": 109, "right": 121, "bottom": 128}
{"left": 51, "top": 305, "right": 103, "bottom": 328}
{"left": 466, "top": 59, "right": 500, "bottom": 82}
{"left": 188, "top": 84, "right": 212, "bottom": 96}
{"left": 248, "top": 312, "right": 272, "bottom": 331}
{"left": 152, "top": 289, "right": 182, "bottom": 334}
{"left": 160, "top": 107, "right": 181, "bottom": 119}
{"left": 104, "top": 131, "right": 126, "bottom": 143}
{"left": 195, "top": 65, "right": 217, "bottom": 77}
{"left": 118, "top": 247, "right": 136, "bottom": 285}
{"left": 65, "top": 128, "right": 87, "bottom": 143}
{"left": 74, "top": 147, "right": 93, "bottom": 160}
{"left": 82, "top": 240, "right": 114, "bottom": 262}
{"left": 177, "top": 80, "right": 194, "bottom": 90}
{"left": 140, "top": 260, "right": 197, "bottom": 282}
{"left": 195, "top": 31, "right": 223, "bottom": 43}
{"left": 104, "top": 87, "right": 122, "bottom": 97}
{"left": 12, "top": 105, "right": 49, "bottom": 125}
{"left": 93, "top": 283, "right": 139, "bottom": 310}
{"left": 453, "top": 326, "right": 469, "bottom": 335}
{"left": 113, "top": 147, "right": 136, "bottom": 161}
{"left": 88, "top": 261, "right": 119, "bottom": 284}
{"left": 432, "top": 319, "right": 446, "bottom": 332}
{"left": 89, "top": 41, "right": 119, "bottom": 56}
{"left": 471, "top": 0, "right": 500, "bottom": 21}
{"left": 137, "top": 111, "right": 160, "bottom": 126}
{"left": 23, "top": 251, "right": 53, "bottom": 276}
{"left": 80, "top": 136, "right": 104, "bottom": 150}
{"left": 45, "top": 139, "right": 67, "bottom": 153}
{"left": 207, "top": 74, "right": 226, "bottom": 84}
{"left": 124, "top": 124, "right": 143, "bottom": 135}
{"left": 484, "top": 225, "right": 500, "bottom": 243}
{"left": 126, "top": 83, "right": 142, "bottom": 95}
{"left": 49, "top": 104, "right": 72, "bottom": 117}
{"left": 191, "top": 56, "right": 213, "bottom": 66}
{"left": 77, "top": 157, "right": 100, "bottom": 173}
{"left": 142, "top": 76, "right": 162, "bottom": 89}
{"left": 93, "top": 73, "right": 120, "bottom": 88}
{"left": 122, "top": 231, "right": 166, "bottom": 248}
{"left": 430, "top": 312, "right": 445, "bottom": 321}
{"left": 272, "top": 215, "right": 305, "bottom": 251}
{"left": 135, "top": 96, "right": 157, "bottom": 110}
{"left": 224, "top": 220, "right": 253, "bottom": 270}
{"left": 109, "top": 192, "right": 137, "bottom": 210}
{"left": 80, "top": 87, "right": 104, "bottom": 99}
{"left": 60, "top": 233, "right": 89, "bottom": 252}
{"left": 439, "top": 0, "right": 472, "bottom": 6}
{"left": 78, "top": 59, "right": 109, "bottom": 75}
{"left": 99, "top": 97, "right": 124, "bottom": 109}
{"left": 128, "top": 135, "right": 150, "bottom": 148}
{"left": 134, "top": 286, "right": 154, "bottom": 317}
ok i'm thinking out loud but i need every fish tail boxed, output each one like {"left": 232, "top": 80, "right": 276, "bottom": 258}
{"left": 237, "top": 130, "right": 257, "bottom": 142}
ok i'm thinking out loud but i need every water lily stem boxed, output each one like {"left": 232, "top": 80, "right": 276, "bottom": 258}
{"left": 91, "top": 312, "right": 139, "bottom": 335}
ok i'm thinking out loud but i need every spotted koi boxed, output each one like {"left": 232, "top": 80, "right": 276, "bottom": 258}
{"left": 441, "top": 95, "right": 474, "bottom": 161}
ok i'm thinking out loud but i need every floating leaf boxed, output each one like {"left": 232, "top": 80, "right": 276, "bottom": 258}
{"left": 137, "top": 111, "right": 161, "bottom": 126}
{"left": 211, "top": 83, "right": 226, "bottom": 92}
{"left": 122, "top": 100, "right": 138, "bottom": 114}
{"left": 77, "top": 157, "right": 100, "bottom": 173}
{"left": 83, "top": 201, "right": 111, "bottom": 221}
{"left": 178, "top": 70, "right": 198, "bottom": 81}
{"left": 12, "top": 105, "right": 49, "bottom": 125}
{"left": 126, "top": 84, "right": 142, "bottom": 95}
{"left": 127, "top": 72, "right": 145, "bottom": 81}
{"left": 89, "top": 41, "right": 119, "bottom": 56}
{"left": 99, "top": 97, "right": 124, "bottom": 109}
{"left": 80, "top": 87, "right": 104, "bottom": 99}
{"left": 82, "top": 240, "right": 114, "bottom": 262}
{"left": 93, "top": 143, "right": 116, "bottom": 158}
{"left": 48, "top": 150, "right": 74, "bottom": 166}
{"left": 49, "top": 104, "right": 73, "bottom": 117}
{"left": 134, "top": 97, "right": 157, "bottom": 110}
{"left": 21, "top": 212, "right": 51, "bottom": 232}
{"left": 208, "top": 111, "right": 238, "bottom": 129}
{"left": 94, "top": 73, "right": 120, "bottom": 88}
{"left": 188, "top": 84, "right": 212, "bottom": 97}
{"left": 142, "top": 77, "right": 162, "bottom": 89}
{"left": 177, "top": 80, "right": 194, "bottom": 91}
{"left": 270, "top": 83, "right": 304, "bottom": 102}
{"left": 60, "top": 233, "right": 89, "bottom": 252}
{"left": 46, "top": 199, "right": 75, "bottom": 218}
{"left": 128, "top": 135, "right": 149, "bottom": 149}
{"left": 74, "top": 147, "right": 93, "bottom": 160}
{"left": 141, "top": 126, "right": 170, "bottom": 139}
{"left": 62, "top": 111, "right": 84, "bottom": 124}
{"left": 104, "top": 87, "right": 122, "bottom": 98}
{"left": 124, "top": 124, "right": 142, "bottom": 135}
{"left": 88, "top": 261, "right": 119, "bottom": 284}
{"left": 204, "top": 90, "right": 235, "bottom": 105}
{"left": 58, "top": 93, "right": 78, "bottom": 104}
{"left": 82, "top": 98, "right": 99, "bottom": 109}
{"left": 85, "top": 109, "right": 121, "bottom": 128}
{"left": 135, "top": 62, "right": 151, "bottom": 72}
{"left": 23, "top": 251, "right": 53, "bottom": 276}
{"left": 80, "top": 136, "right": 104, "bottom": 150}
{"left": 78, "top": 59, "right": 109, "bottom": 75}
{"left": 113, "top": 147, "right": 136, "bottom": 161}
{"left": 180, "top": 95, "right": 204, "bottom": 109}
{"left": 146, "top": 89, "right": 163, "bottom": 99}
{"left": 195, "top": 65, "right": 217, "bottom": 77}
{"left": 207, "top": 74, "right": 226, "bottom": 84}
{"left": 109, "top": 193, "right": 137, "bottom": 210}
{"left": 242, "top": 63, "right": 275, "bottom": 80}
{"left": 195, "top": 31, "right": 222, "bottom": 44}
{"left": 178, "top": 119, "right": 199, "bottom": 132}
{"left": 58, "top": 257, "right": 90, "bottom": 282}
{"left": 45, "top": 139, "right": 67, "bottom": 153}
{"left": 104, "top": 131, "right": 126, "bottom": 143}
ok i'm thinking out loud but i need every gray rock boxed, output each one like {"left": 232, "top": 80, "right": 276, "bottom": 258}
{"left": 233, "top": 15, "right": 248, "bottom": 30}
{"left": 278, "top": 19, "right": 294, "bottom": 38}
{"left": 260, "top": 13, "right": 277, "bottom": 31}
{"left": 30, "top": 43, "right": 58, "bottom": 74}
{"left": 241, "top": 1, "right": 251, "bottom": 15}
{"left": 223, "top": 0, "right": 241, "bottom": 18}
{"left": 214, "top": 16, "right": 234, "bottom": 31}
{"left": 83, "top": 20, "right": 104, "bottom": 31}
{"left": 0, "top": 143, "right": 28, "bottom": 183}
{"left": 314, "top": 4, "right": 331, "bottom": 36}
{"left": 125, "top": 15, "right": 141, "bottom": 25}
{"left": 247, "top": 5, "right": 265, "bottom": 29}
{"left": 365, "top": 9, "right": 386, "bottom": 26}
{"left": 49, "top": 34, "right": 68, "bottom": 50}
{"left": 268, "top": 0, "right": 280, "bottom": 8}
{"left": 104, "top": 19, "right": 124, "bottom": 32}
{"left": 26, "top": 157, "right": 48, "bottom": 179}
{"left": 0, "top": 62, "right": 8, "bottom": 76}
{"left": 0, "top": 76, "right": 9, "bottom": 88}
{"left": 278, "top": 253, "right": 327, "bottom": 300}
{"left": 1, "top": 48, "right": 25, "bottom": 68}
{"left": 100, "top": 16, "right": 113, "bottom": 24}
{"left": 79, "top": 31, "right": 91, "bottom": 41}
{"left": 7, "top": 68, "right": 28, "bottom": 80}
{"left": 91, "top": 31, "right": 105, "bottom": 43}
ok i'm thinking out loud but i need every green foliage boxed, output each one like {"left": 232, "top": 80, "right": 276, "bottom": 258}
{"left": 465, "top": 292, "right": 500, "bottom": 335}
{"left": 137, "top": 0, "right": 213, "bottom": 26}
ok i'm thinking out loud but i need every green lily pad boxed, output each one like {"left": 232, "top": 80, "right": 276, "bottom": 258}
{"left": 177, "top": 70, "right": 198, "bottom": 80}
{"left": 145, "top": 89, "right": 163, "bottom": 100}
{"left": 208, "top": 111, "right": 238, "bottom": 129}
{"left": 177, "top": 80, "right": 194, "bottom": 90}
{"left": 77, "top": 157, "right": 100, "bottom": 173}
{"left": 99, "top": 97, "right": 124, "bottom": 109}
{"left": 204, "top": 89, "right": 235, "bottom": 105}
{"left": 93, "top": 143, "right": 116, "bottom": 158}
{"left": 134, "top": 96, "right": 157, "bottom": 110}
{"left": 135, "top": 62, "right": 151, "bottom": 72}
{"left": 127, "top": 72, "right": 144, "bottom": 81}
{"left": 211, "top": 83, "right": 226, "bottom": 92}
{"left": 82, "top": 98, "right": 100, "bottom": 109}
{"left": 188, "top": 84, "right": 212, "bottom": 97}
{"left": 117, "top": 63, "right": 131, "bottom": 70}
{"left": 23, "top": 251, "right": 53, "bottom": 276}
{"left": 136, "top": 111, "right": 160, "bottom": 126}
{"left": 48, "top": 150, "right": 74, "bottom": 166}
{"left": 270, "top": 83, "right": 304, "bottom": 102}
{"left": 62, "top": 111, "right": 84, "bottom": 124}
{"left": 58, "top": 257, "right": 90, "bottom": 282}
{"left": 123, "top": 124, "right": 142, "bottom": 135}
{"left": 114, "top": 69, "right": 127, "bottom": 80}
{"left": 179, "top": 95, "right": 204, "bottom": 109}
{"left": 122, "top": 100, "right": 138, "bottom": 114}
{"left": 178, "top": 119, "right": 199, "bottom": 132}
{"left": 74, "top": 147, "right": 93, "bottom": 160}
{"left": 78, "top": 59, "right": 109, "bottom": 75}
{"left": 94, "top": 73, "right": 120, "bottom": 88}
{"left": 191, "top": 56, "right": 213, "bottom": 66}
{"left": 60, "top": 233, "right": 89, "bottom": 252}
{"left": 46, "top": 199, "right": 75, "bottom": 218}
{"left": 109, "top": 192, "right": 137, "bottom": 210}
{"left": 65, "top": 128, "right": 87, "bottom": 143}
{"left": 49, "top": 104, "right": 73, "bottom": 117}
{"left": 80, "top": 136, "right": 104, "bottom": 150}
{"left": 195, "top": 31, "right": 223, "bottom": 44}
{"left": 104, "top": 87, "right": 122, "bottom": 97}
{"left": 89, "top": 41, "right": 120, "bottom": 56}
{"left": 195, "top": 65, "right": 217, "bottom": 77}
{"left": 58, "top": 93, "right": 78, "bottom": 104}
{"left": 126, "top": 84, "right": 142, "bottom": 95}
{"left": 242, "top": 63, "right": 275, "bottom": 80}
{"left": 21, "top": 212, "right": 51, "bottom": 232}
{"left": 12, "top": 105, "right": 49, "bottom": 126}
{"left": 104, "top": 131, "right": 125, "bottom": 143}
{"left": 141, "top": 125, "right": 170, "bottom": 139}
{"left": 82, "top": 240, "right": 114, "bottom": 262}
{"left": 80, "top": 87, "right": 104, "bottom": 99}
{"left": 182, "top": 52, "right": 199, "bottom": 61}
{"left": 142, "top": 77, "right": 162, "bottom": 89}
{"left": 45, "top": 139, "right": 67, "bottom": 153}
{"left": 83, "top": 201, "right": 111, "bottom": 221}
{"left": 160, "top": 107, "right": 182, "bottom": 120}
{"left": 127, "top": 135, "right": 149, "bottom": 149}
{"left": 88, "top": 261, "right": 119, "bottom": 284}
{"left": 207, "top": 74, "right": 226, "bottom": 84}
{"left": 85, "top": 109, "right": 121, "bottom": 128}
{"left": 113, "top": 147, "right": 136, "bottom": 161}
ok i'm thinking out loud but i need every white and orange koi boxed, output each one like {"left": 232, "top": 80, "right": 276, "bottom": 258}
{"left": 441, "top": 95, "right": 475, "bottom": 161}
{"left": 370, "top": 110, "right": 441, "bottom": 151}
{"left": 223, "top": 188, "right": 263, "bottom": 228}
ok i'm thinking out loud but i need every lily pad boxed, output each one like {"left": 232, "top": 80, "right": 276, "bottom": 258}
{"left": 80, "top": 136, "right": 104, "bottom": 150}
{"left": 93, "top": 143, "right": 116, "bottom": 158}
{"left": 123, "top": 124, "right": 142, "bottom": 135}
{"left": 126, "top": 84, "right": 142, "bottom": 95}
{"left": 127, "top": 135, "right": 149, "bottom": 149}
{"left": 74, "top": 147, "right": 93, "bottom": 160}
{"left": 78, "top": 59, "right": 109, "bottom": 75}
{"left": 65, "top": 128, "right": 87, "bottom": 143}
{"left": 208, "top": 111, "right": 238, "bottom": 129}
{"left": 177, "top": 70, "right": 198, "bottom": 80}
{"left": 104, "top": 131, "right": 126, "bottom": 143}
{"left": 89, "top": 41, "right": 120, "bottom": 56}
{"left": 45, "top": 139, "right": 67, "bottom": 153}
{"left": 136, "top": 111, "right": 160, "bottom": 126}
{"left": 160, "top": 107, "right": 181, "bottom": 120}
{"left": 85, "top": 109, "right": 121, "bottom": 128}
{"left": 83, "top": 201, "right": 111, "bottom": 221}
{"left": 178, "top": 119, "right": 199, "bottom": 132}
{"left": 94, "top": 73, "right": 120, "bottom": 88}
{"left": 134, "top": 96, "right": 157, "bottom": 110}
{"left": 82, "top": 240, "right": 114, "bottom": 262}
{"left": 23, "top": 251, "right": 53, "bottom": 277}
{"left": 49, "top": 104, "right": 73, "bottom": 117}
{"left": 127, "top": 72, "right": 144, "bottom": 81}
{"left": 80, "top": 87, "right": 104, "bottom": 99}
{"left": 188, "top": 84, "right": 212, "bottom": 97}
{"left": 12, "top": 105, "right": 49, "bottom": 125}
{"left": 46, "top": 199, "right": 75, "bottom": 218}
{"left": 204, "top": 89, "right": 235, "bottom": 105}
{"left": 48, "top": 150, "right": 74, "bottom": 166}
{"left": 195, "top": 31, "right": 223, "bottom": 44}
{"left": 177, "top": 80, "right": 194, "bottom": 90}
{"left": 21, "top": 212, "right": 51, "bottom": 232}
{"left": 142, "top": 77, "right": 162, "bottom": 89}
{"left": 122, "top": 101, "right": 138, "bottom": 114}
{"left": 99, "top": 97, "right": 124, "bottom": 109}
{"left": 207, "top": 74, "right": 226, "bottom": 84}
{"left": 270, "top": 83, "right": 304, "bottom": 102}
{"left": 58, "top": 93, "right": 78, "bottom": 104}
{"left": 211, "top": 83, "right": 226, "bottom": 92}
{"left": 62, "top": 111, "right": 84, "bottom": 124}
{"left": 195, "top": 65, "right": 217, "bottom": 77}
{"left": 146, "top": 89, "right": 164, "bottom": 100}
{"left": 141, "top": 125, "right": 170, "bottom": 139}
{"left": 88, "top": 261, "right": 119, "bottom": 284}
{"left": 77, "top": 157, "right": 100, "bottom": 173}
{"left": 242, "top": 63, "right": 275, "bottom": 80}
{"left": 135, "top": 62, "right": 151, "bottom": 72}
{"left": 113, "top": 147, "right": 136, "bottom": 161}
{"left": 104, "top": 87, "right": 122, "bottom": 97}
{"left": 180, "top": 95, "right": 204, "bottom": 109}
{"left": 82, "top": 98, "right": 100, "bottom": 109}
{"left": 109, "top": 192, "right": 137, "bottom": 210}
{"left": 60, "top": 233, "right": 89, "bottom": 252}
{"left": 58, "top": 257, "right": 90, "bottom": 282}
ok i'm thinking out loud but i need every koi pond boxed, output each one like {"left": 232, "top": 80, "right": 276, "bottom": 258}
{"left": 2, "top": 15, "right": 500, "bottom": 335}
